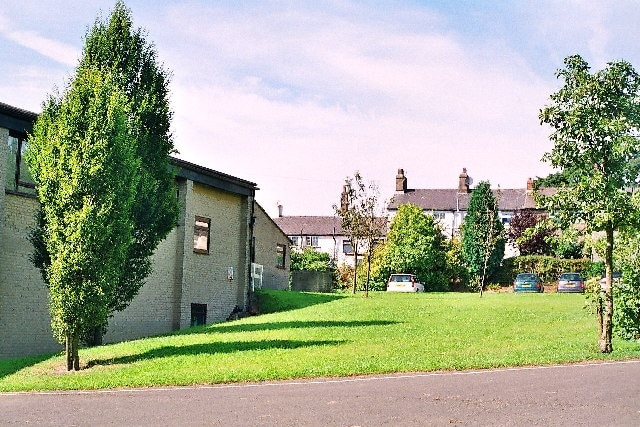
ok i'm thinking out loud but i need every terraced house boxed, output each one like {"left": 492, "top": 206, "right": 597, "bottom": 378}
{"left": 388, "top": 168, "right": 552, "bottom": 257}
{"left": 0, "top": 102, "right": 290, "bottom": 359}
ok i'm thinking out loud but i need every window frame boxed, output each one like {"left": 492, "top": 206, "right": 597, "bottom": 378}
{"left": 343, "top": 240, "right": 354, "bottom": 255}
{"left": 305, "top": 236, "right": 319, "bottom": 247}
{"left": 6, "top": 131, "right": 36, "bottom": 195}
{"left": 193, "top": 216, "right": 211, "bottom": 254}
{"left": 276, "top": 243, "right": 286, "bottom": 269}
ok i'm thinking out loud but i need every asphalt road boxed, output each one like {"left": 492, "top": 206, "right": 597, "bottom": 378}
{"left": 1, "top": 360, "right": 639, "bottom": 426}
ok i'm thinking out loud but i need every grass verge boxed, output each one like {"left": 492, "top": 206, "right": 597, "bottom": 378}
{"left": 1, "top": 290, "right": 638, "bottom": 392}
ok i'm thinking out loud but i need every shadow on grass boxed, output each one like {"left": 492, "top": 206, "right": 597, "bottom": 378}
{"left": 0, "top": 353, "right": 58, "bottom": 380}
{"left": 179, "top": 319, "right": 399, "bottom": 335}
{"left": 86, "top": 339, "right": 343, "bottom": 369}
{"left": 256, "top": 290, "right": 344, "bottom": 314}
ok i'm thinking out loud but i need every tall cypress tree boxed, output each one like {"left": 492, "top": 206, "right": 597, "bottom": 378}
{"left": 27, "top": 69, "right": 139, "bottom": 370}
{"left": 461, "top": 181, "right": 505, "bottom": 296}
{"left": 78, "top": 1, "right": 179, "bottom": 315}
{"left": 28, "top": 1, "right": 178, "bottom": 358}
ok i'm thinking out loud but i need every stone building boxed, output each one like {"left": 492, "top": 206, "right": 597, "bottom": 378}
{"left": 0, "top": 102, "right": 289, "bottom": 359}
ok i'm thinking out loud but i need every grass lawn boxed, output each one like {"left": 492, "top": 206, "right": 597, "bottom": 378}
{"left": 1, "top": 290, "right": 639, "bottom": 392}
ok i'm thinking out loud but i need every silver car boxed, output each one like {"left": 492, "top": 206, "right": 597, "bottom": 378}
{"left": 557, "top": 272, "right": 584, "bottom": 293}
{"left": 386, "top": 274, "right": 425, "bottom": 292}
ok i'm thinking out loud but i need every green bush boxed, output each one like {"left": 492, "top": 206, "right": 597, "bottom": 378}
{"left": 290, "top": 247, "right": 334, "bottom": 272}
{"left": 582, "top": 261, "right": 604, "bottom": 280}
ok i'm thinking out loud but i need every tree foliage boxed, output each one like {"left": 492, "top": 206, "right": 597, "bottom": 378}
{"left": 539, "top": 54, "right": 640, "bottom": 352}
{"left": 461, "top": 181, "right": 505, "bottom": 295}
{"left": 383, "top": 204, "right": 448, "bottom": 291}
{"left": 612, "top": 231, "right": 640, "bottom": 341}
{"left": 290, "top": 248, "right": 333, "bottom": 272}
{"left": 26, "top": 2, "right": 178, "bottom": 368}
{"left": 334, "top": 172, "right": 385, "bottom": 295}
{"left": 27, "top": 69, "right": 139, "bottom": 370}
{"left": 78, "top": 1, "right": 179, "bottom": 314}
{"left": 533, "top": 171, "right": 574, "bottom": 189}
{"left": 507, "top": 210, "right": 552, "bottom": 256}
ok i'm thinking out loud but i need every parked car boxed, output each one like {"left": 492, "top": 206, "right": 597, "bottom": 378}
{"left": 557, "top": 272, "right": 585, "bottom": 293}
{"left": 599, "top": 273, "right": 622, "bottom": 288}
{"left": 513, "top": 273, "right": 544, "bottom": 293}
{"left": 386, "top": 274, "right": 425, "bottom": 292}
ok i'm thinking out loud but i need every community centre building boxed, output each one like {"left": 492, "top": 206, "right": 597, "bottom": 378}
{"left": 0, "top": 101, "right": 290, "bottom": 359}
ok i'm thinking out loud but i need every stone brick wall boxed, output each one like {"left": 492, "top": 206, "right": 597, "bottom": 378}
{"left": 0, "top": 192, "right": 62, "bottom": 358}
{"left": 291, "top": 271, "right": 333, "bottom": 293}
{"left": 1, "top": 169, "right": 254, "bottom": 358}
{"left": 178, "top": 181, "right": 250, "bottom": 326}
{"left": 253, "top": 203, "right": 290, "bottom": 290}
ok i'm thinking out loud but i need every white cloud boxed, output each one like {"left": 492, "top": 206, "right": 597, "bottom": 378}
{"left": 0, "top": 11, "right": 78, "bottom": 66}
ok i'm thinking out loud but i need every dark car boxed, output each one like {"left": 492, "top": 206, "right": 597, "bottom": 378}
{"left": 513, "top": 273, "right": 544, "bottom": 293}
{"left": 557, "top": 272, "right": 584, "bottom": 293}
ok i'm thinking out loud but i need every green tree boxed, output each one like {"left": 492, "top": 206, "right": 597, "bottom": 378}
{"left": 79, "top": 1, "right": 178, "bottom": 316}
{"left": 26, "top": 68, "right": 139, "bottom": 370}
{"left": 30, "top": 1, "right": 178, "bottom": 346}
{"left": 334, "top": 172, "right": 385, "bottom": 295}
{"left": 461, "top": 181, "right": 505, "bottom": 296}
{"left": 384, "top": 204, "right": 448, "bottom": 291}
{"left": 539, "top": 54, "right": 640, "bottom": 353}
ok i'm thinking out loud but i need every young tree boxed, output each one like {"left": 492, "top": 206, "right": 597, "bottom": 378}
{"left": 383, "top": 204, "right": 448, "bottom": 291}
{"left": 27, "top": 69, "right": 139, "bottom": 370}
{"left": 539, "top": 54, "right": 640, "bottom": 353}
{"left": 334, "top": 172, "right": 385, "bottom": 295}
{"left": 30, "top": 1, "right": 178, "bottom": 346}
{"left": 461, "top": 181, "right": 505, "bottom": 296}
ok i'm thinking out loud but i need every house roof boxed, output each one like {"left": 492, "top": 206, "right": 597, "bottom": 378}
{"left": 0, "top": 101, "right": 38, "bottom": 134}
{"left": 273, "top": 216, "right": 345, "bottom": 236}
{"left": 171, "top": 157, "right": 257, "bottom": 197}
{"left": 388, "top": 188, "right": 553, "bottom": 212}
{"left": 273, "top": 215, "right": 388, "bottom": 237}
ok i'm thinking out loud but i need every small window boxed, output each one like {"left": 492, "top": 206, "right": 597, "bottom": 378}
{"left": 343, "top": 240, "right": 354, "bottom": 255}
{"left": 276, "top": 244, "right": 286, "bottom": 269}
{"left": 432, "top": 211, "right": 445, "bottom": 220}
{"left": 193, "top": 216, "right": 210, "bottom": 254}
{"left": 305, "top": 236, "right": 319, "bottom": 247}
{"left": 190, "top": 303, "right": 207, "bottom": 326}
{"left": 290, "top": 236, "right": 299, "bottom": 246}
{"left": 6, "top": 132, "right": 36, "bottom": 194}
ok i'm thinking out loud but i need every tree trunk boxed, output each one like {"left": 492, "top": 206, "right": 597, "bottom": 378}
{"left": 65, "top": 335, "right": 73, "bottom": 371}
{"left": 599, "top": 226, "right": 614, "bottom": 353}
{"left": 73, "top": 335, "right": 80, "bottom": 371}
{"left": 352, "top": 242, "right": 358, "bottom": 294}
{"left": 365, "top": 249, "right": 372, "bottom": 298}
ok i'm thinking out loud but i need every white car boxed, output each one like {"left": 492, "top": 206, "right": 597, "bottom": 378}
{"left": 386, "top": 274, "right": 425, "bottom": 292}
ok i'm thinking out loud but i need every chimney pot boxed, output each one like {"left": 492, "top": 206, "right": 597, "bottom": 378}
{"left": 277, "top": 203, "right": 283, "bottom": 217}
{"left": 527, "top": 177, "right": 534, "bottom": 191}
{"left": 458, "top": 168, "right": 470, "bottom": 193}
{"left": 396, "top": 168, "right": 407, "bottom": 193}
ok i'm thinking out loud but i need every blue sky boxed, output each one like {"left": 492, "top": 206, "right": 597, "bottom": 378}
{"left": 3, "top": 1, "right": 640, "bottom": 217}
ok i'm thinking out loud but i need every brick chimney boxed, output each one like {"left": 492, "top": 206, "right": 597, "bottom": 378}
{"left": 527, "top": 177, "right": 534, "bottom": 191}
{"left": 458, "top": 168, "right": 470, "bottom": 193}
{"left": 396, "top": 169, "right": 407, "bottom": 193}
{"left": 340, "top": 185, "right": 350, "bottom": 211}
